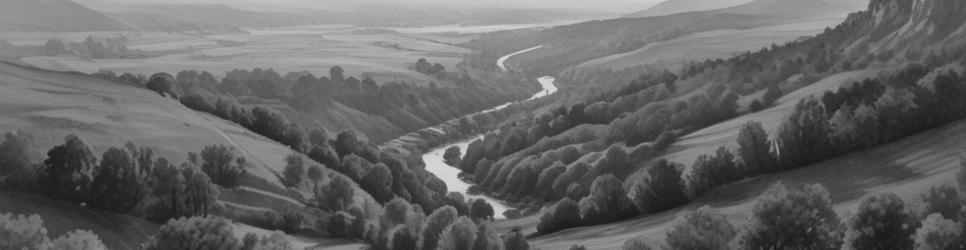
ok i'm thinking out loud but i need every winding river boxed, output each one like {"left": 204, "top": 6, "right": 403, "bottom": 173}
{"left": 421, "top": 46, "right": 556, "bottom": 219}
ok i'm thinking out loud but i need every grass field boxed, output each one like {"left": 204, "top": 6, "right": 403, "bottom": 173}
{"left": 9, "top": 24, "right": 472, "bottom": 86}
{"left": 576, "top": 18, "right": 844, "bottom": 71}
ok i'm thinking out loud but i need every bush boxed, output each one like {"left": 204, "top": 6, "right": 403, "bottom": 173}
{"left": 315, "top": 175, "right": 354, "bottom": 211}
{"left": 578, "top": 174, "right": 634, "bottom": 224}
{"left": 143, "top": 216, "right": 242, "bottom": 250}
{"left": 327, "top": 211, "right": 354, "bottom": 238}
{"left": 473, "top": 222, "right": 503, "bottom": 250}
{"left": 687, "top": 147, "right": 741, "bottom": 197}
{"left": 733, "top": 183, "right": 840, "bottom": 250}
{"left": 504, "top": 227, "right": 529, "bottom": 250}
{"left": 243, "top": 232, "right": 294, "bottom": 250}
{"left": 664, "top": 206, "right": 735, "bottom": 250}
{"left": 843, "top": 193, "right": 919, "bottom": 250}
{"left": 50, "top": 230, "right": 107, "bottom": 250}
{"left": 469, "top": 199, "right": 495, "bottom": 221}
{"left": 0, "top": 213, "right": 51, "bottom": 250}
{"left": 279, "top": 210, "right": 303, "bottom": 234}
{"left": 913, "top": 213, "right": 960, "bottom": 250}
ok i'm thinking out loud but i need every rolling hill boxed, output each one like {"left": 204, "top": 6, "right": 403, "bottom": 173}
{"left": 627, "top": 0, "right": 752, "bottom": 18}
{"left": 0, "top": 0, "right": 131, "bottom": 32}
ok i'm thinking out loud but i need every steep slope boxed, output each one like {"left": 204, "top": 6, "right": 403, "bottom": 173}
{"left": 0, "top": 0, "right": 131, "bottom": 31}
{"left": 627, "top": 0, "right": 752, "bottom": 18}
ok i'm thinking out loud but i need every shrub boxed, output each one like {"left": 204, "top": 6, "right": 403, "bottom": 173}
{"left": 687, "top": 147, "right": 741, "bottom": 197}
{"left": 913, "top": 213, "right": 960, "bottom": 250}
{"left": 664, "top": 206, "right": 735, "bottom": 250}
{"left": 469, "top": 199, "right": 495, "bottom": 221}
{"left": 473, "top": 222, "right": 503, "bottom": 250}
{"left": 279, "top": 210, "right": 303, "bottom": 234}
{"left": 733, "top": 183, "right": 840, "bottom": 250}
{"left": 327, "top": 211, "right": 354, "bottom": 238}
{"left": 315, "top": 175, "right": 354, "bottom": 211}
{"left": 142, "top": 216, "right": 242, "bottom": 250}
{"left": 843, "top": 193, "right": 919, "bottom": 250}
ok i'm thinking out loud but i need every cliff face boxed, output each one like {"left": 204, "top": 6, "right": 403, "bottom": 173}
{"left": 858, "top": 0, "right": 966, "bottom": 49}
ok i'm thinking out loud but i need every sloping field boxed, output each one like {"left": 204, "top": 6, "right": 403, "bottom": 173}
{"left": 0, "top": 191, "right": 158, "bottom": 250}
{"left": 0, "top": 62, "right": 372, "bottom": 248}
{"left": 577, "top": 18, "right": 842, "bottom": 71}
{"left": 663, "top": 69, "right": 882, "bottom": 165}
{"left": 526, "top": 92, "right": 966, "bottom": 250}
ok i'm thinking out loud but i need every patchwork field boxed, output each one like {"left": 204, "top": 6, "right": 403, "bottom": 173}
{"left": 576, "top": 17, "right": 844, "bottom": 71}
{"left": 8, "top": 24, "right": 474, "bottom": 86}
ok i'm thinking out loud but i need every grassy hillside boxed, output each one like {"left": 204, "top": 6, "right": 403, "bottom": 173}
{"left": 0, "top": 0, "right": 130, "bottom": 32}
{"left": 526, "top": 108, "right": 966, "bottom": 249}
{"left": 626, "top": 0, "right": 752, "bottom": 18}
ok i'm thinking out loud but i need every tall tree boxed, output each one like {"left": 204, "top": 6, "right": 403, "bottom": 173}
{"left": 736, "top": 121, "right": 776, "bottom": 175}
{"left": 40, "top": 135, "right": 97, "bottom": 202}
{"left": 734, "top": 183, "right": 840, "bottom": 250}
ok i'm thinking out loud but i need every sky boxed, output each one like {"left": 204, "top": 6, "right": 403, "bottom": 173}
{"left": 78, "top": 0, "right": 665, "bottom": 13}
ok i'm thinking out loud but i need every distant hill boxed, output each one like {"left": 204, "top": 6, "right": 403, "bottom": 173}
{"left": 101, "top": 4, "right": 321, "bottom": 32}
{"left": 628, "top": 0, "right": 867, "bottom": 18}
{"left": 0, "top": 0, "right": 131, "bottom": 31}
{"left": 718, "top": 0, "right": 868, "bottom": 18}
{"left": 627, "top": 0, "right": 752, "bottom": 18}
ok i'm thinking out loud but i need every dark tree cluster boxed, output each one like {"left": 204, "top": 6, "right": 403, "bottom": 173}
{"left": 412, "top": 58, "right": 446, "bottom": 76}
{"left": 0, "top": 134, "right": 221, "bottom": 224}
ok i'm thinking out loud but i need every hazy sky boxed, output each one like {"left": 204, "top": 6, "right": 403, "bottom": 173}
{"left": 79, "top": 0, "right": 664, "bottom": 13}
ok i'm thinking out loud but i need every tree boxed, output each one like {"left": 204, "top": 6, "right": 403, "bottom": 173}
{"left": 388, "top": 225, "right": 417, "bottom": 250}
{"left": 687, "top": 147, "right": 740, "bottom": 197}
{"left": 0, "top": 131, "right": 32, "bottom": 182}
{"left": 443, "top": 146, "right": 461, "bottom": 167}
{"left": 307, "top": 165, "right": 323, "bottom": 183}
{"left": 418, "top": 206, "right": 458, "bottom": 250}
{"left": 469, "top": 199, "right": 495, "bottom": 221}
{"left": 200, "top": 145, "right": 245, "bottom": 188}
{"left": 315, "top": 175, "right": 354, "bottom": 211}
{"left": 629, "top": 159, "right": 687, "bottom": 214}
{"left": 0, "top": 213, "right": 51, "bottom": 250}
{"left": 243, "top": 232, "right": 294, "bottom": 250}
{"left": 330, "top": 66, "right": 345, "bottom": 82}
{"left": 279, "top": 210, "right": 303, "bottom": 234}
{"left": 437, "top": 216, "right": 478, "bottom": 250}
{"left": 147, "top": 72, "right": 175, "bottom": 97}
{"left": 90, "top": 147, "right": 141, "bottom": 212}
{"left": 736, "top": 121, "right": 776, "bottom": 175}
{"left": 843, "top": 193, "right": 918, "bottom": 250}
{"left": 473, "top": 222, "right": 503, "bottom": 250}
{"left": 147, "top": 158, "right": 186, "bottom": 222}
{"left": 40, "top": 135, "right": 97, "bottom": 202}
{"left": 281, "top": 154, "right": 304, "bottom": 187}
{"left": 143, "top": 216, "right": 242, "bottom": 250}
{"left": 537, "top": 198, "right": 580, "bottom": 235}
{"left": 535, "top": 163, "right": 566, "bottom": 200}
{"left": 919, "top": 185, "right": 961, "bottom": 220}
{"left": 181, "top": 167, "right": 219, "bottom": 217}
{"left": 579, "top": 174, "right": 633, "bottom": 224}
{"left": 733, "top": 183, "right": 840, "bottom": 250}
{"left": 776, "top": 98, "right": 831, "bottom": 168}
{"left": 623, "top": 236, "right": 653, "bottom": 250}
{"left": 913, "top": 213, "right": 960, "bottom": 250}
{"left": 362, "top": 164, "right": 394, "bottom": 203}
{"left": 570, "top": 245, "right": 587, "bottom": 250}
{"left": 504, "top": 227, "right": 529, "bottom": 250}
{"left": 50, "top": 230, "right": 107, "bottom": 250}
{"left": 327, "top": 211, "right": 354, "bottom": 238}
{"left": 664, "top": 206, "right": 735, "bottom": 250}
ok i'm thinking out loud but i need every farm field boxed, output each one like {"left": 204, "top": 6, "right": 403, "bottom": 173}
{"left": 576, "top": 17, "right": 844, "bottom": 71}
{"left": 10, "top": 24, "right": 476, "bottom": 86}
